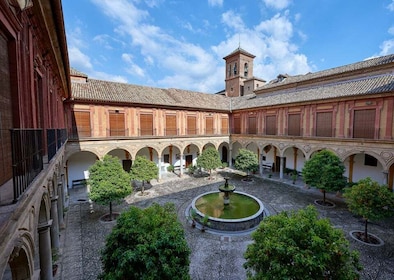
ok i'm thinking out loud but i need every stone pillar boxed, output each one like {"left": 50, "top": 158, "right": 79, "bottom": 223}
{"left": 38, "top": 220, "right": 53, "bottom": 280}
{"left": 383, "top": 170, "right": 388, "bottom": 185}
{"left": 180, "top": 153, "right": 184, "bottom": 177}
{"left": 229, "top": 149, "right": 233, "bottom": 168}
{"left": 158, "top": 156, "right": 162, "bottom": 181}
{"left": 50, "top": 196, "right": 60, "bottom": 249}
{"left": 57, "top": 182, "right": 65, "bottom": 229}
{"left": 259, "top": 154, "right": 263, "bottom": 177}
{"left": 348, "top": 155, "right": 354, "bottom": 183}
{"left": 279, "top": 157, "right": 284, "bottom": 180}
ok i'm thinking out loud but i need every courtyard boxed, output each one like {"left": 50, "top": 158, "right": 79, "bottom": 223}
{"left": 56, "top": 171, "right": 394, "bottom": 280}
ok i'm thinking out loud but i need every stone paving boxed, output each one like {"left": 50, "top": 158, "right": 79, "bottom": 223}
{"left": 55, "top": 170, "right": 394, "bottom": 280}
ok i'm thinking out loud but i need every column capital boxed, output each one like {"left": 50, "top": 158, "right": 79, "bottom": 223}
{"left": 38, "top": 220, "right": 53, "bottom": 232}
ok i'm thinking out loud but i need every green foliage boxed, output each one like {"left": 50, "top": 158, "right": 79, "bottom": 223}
{"left": 234, "top": 149, "right": 259, "bottom": 175}
{"left": 244, "top": 206, "right": 361, "bottom": 280}
{"left": 88, "top": 155, "right": 132, "bottom": 207}
{"left": 302, "top": 150, "right": 347, "bottom": 201}
{"left": 99, "top": 203, "right": 191, "bottom": 280}
{"left": 344, "top": 177, "right": 394, "bottom": 236}
{"left": 130, "top": 156, "right": 159, "bottom": 193}
{"left": 188, "top": 164, "right": 197, "bottom": 175}
{"left": 167, "top": 164, "right": 175, "bottom": 172}
{"left": 196, "top": 147, "right": 222, "bottom": 178}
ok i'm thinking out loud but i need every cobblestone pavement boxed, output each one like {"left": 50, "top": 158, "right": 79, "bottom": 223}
{"left": 56, "top": 170, "right": 394, "bottom": 280}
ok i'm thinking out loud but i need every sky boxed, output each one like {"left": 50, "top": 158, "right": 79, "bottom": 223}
{"left": 62, "top": 0, "right": 394, "bottom": 94}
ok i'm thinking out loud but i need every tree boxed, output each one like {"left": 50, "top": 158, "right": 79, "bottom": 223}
{"left": 88, "top": 155, "right": 132, "bottom": 220}
{"left": 196, "top": 147, "right": 222, "bottom": 179}
{"left": 344, "top": 177, "right": 394, "bottom": 243}
{"left": 234, "top": 149, "right": 259, "bottom": 179}
{"left": 99, "top": 203, "right": 191, "bottom": 280}
{"left": 244, "top": 205, "right": 361, "bottom": 280}
{"left": 302, "top": 150, "right": 347, "bottom": 205}
{"left": 130, "top": 156, "right": 159, "bottom": 194}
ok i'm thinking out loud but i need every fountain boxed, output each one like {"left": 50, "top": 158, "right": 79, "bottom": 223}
{"left": 188, "top": 177, "right": 265, "bottom": 232}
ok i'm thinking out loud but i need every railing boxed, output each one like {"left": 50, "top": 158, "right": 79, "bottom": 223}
{"left": 165, "top": 128, "right": 178, "bottom": 136}
{"left": 11, "top": 129, "right": 43, "bottom": 203}
{"left": 47, "top": 129, "right": 68, "bottom": 162}
{"left": 108, "top": 129, "right": 128, "bottom": 137}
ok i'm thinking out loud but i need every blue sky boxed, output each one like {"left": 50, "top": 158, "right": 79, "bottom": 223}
{"left": 62, "top": 0, "right": 394, "bottom": 93}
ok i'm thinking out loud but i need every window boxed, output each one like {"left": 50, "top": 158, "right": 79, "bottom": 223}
{"left": 288, "top": 114, "right": 301, "bottom": 136}
{"left": 72, "top": 111, "right": 91, "bottom": 137}
{"left": 165, "top": 115, "right": 177, "bottom": 136}
{"left": 364, "top": 154, "right": 378, "bottom": 167}
{"left": 353, "top": 109, "right": 375, "bottom": 139}
{"left": 140, "top": 113, "right": 153, "bottom": 136}
{"left": 228, "top": 64, "right": 231, "bottom": 77}
{"left": 233, "top": 116, "right": 241, "bottom": 134}
{"left": 244, "top": 63, "right": 248, "bottom": 77}
{"left": 109, "top": 111, "right": 125, "bottom": 136}
{"left": 248, "top": 116, "right": 257, "bottom": 134}
{"left": 265, "top": 115, "right": 277, "bottom": 135}
{"left": 205, "top": 116, "right": 214, "bottom": 134}
{"left": 233, "top": 62, "right": 237, "bottom": 75}
{"left": 316, "top": 112, "right": 332, "bottom": 137}
{"left": 164, "top": 154, "right": 170, "bottom": 163}
{"left": 221, "top": 118, "right": 229, "bottom": 134}
{"left": 187, "top": 116, "right": 197, "bottom": 135}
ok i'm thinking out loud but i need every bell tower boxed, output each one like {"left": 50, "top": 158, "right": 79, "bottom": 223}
{"left": 223, "top": 47, "right": 255, "bottom": 97}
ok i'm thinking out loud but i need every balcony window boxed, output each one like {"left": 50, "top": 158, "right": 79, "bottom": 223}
{"left": 265, "top": 115, "right": 277, "bottom": 135}
{"left": 353, "top": 109, "right": 375, "bottom": 139}
{"left": 288, "top": 114, "right": 301, "bottom": 136}
{"left": 316, "top": 112, "right": 333, "bottom": 137}
{"left": 109, "top": 111, "right": 125, "bottom": 136}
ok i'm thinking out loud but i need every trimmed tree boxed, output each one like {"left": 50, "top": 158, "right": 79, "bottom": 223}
{"left": 196, "top": 147, "right": 222, "bottom": 179}
{"left": 234, "top": 149, "right": 259, "bottom": 179}
{"left": 244, "top": 205, "right": 361, "bottom": 280}
{"left": 344, "top": 177, "right": 394, "bottom": 243}
{"left": 88, "top": 155, "right": 132, "bottom": 220}
{"left": 99, "top": 203, "right": 191, "bottom": 280}
{"left": 302, "top": 150, "right": 347, "bottom": 205}
{"left": 130, "top": 156, "right": 159, "bottom": 194}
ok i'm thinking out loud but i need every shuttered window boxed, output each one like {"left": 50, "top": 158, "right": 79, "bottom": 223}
{"left": 0, "top": 32, "right": 12, "bottom": 185}
{"left": 248, "top": 116, "right": 257, "bottom": 134}
{"left": 353, "top": 109, "right": 375, "bottom": 139}
{"left": 140, "top": 113, "right": 153, "bottom": 136}
{"left": 233, "top": 116, "right": 241, "bottom": 134}
{"left": 187, "top": 116, "right": 197, "bottom": 135}
{"left": 221, "top": 118, "right": 229, "bottom": 134}
{"left": 265, "top": 115, "right": 277, "bottom": 135}
{"left": 165, "top": 115, "right": 177, "bottom": 136}
{"left": 316, "top": 112, "right": 333, "bottom": 137}
{"left": 206, "top": 117, "right": 214, "bottom": 134}
{"left": 72, "top": 111, "right": 91, "bottom": 137}
{"left": 288, "top": 114, "right": 301, "bottom": 136}
{"left": 109, "top": 111, "right": 125, "bottom": 136}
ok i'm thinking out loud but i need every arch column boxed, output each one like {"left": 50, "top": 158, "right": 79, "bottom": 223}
{"left": 50, "top": 196, "right": 60, "bottom": 249}
{"left": 279, "top": 156, "right": 285, "bottom": 180}
{"left": 259, "top": 153, "right": 263, "bottom": 177}
{"left": 57, "top": 182, "right": 65, "bottom": 229}
{"left": 382, "top": 170, "right": 388, "bottom": 186}
{"left": 158, "top": 156, "right": 162, "bottom": 181}
{"left": 348, "top": 155, "right": 355, "bottom": 183}
{"left": 229, "top": 149, "right": 233, "bottom": 168}
{"left": 180, "top": 153, "right": 184, "bottom": 177}
{"left": 38, "top": 220, "right": 53, "bottom": 280}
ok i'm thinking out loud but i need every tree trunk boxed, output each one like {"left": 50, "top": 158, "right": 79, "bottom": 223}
{"left": 141, "top": 181, "right": 145, "bottom": 194}
{"left": 109, "top": 201, "right": 113, "bottom": 221}
{"left": 364, "top": 218, "right": 369, "bottom": 242}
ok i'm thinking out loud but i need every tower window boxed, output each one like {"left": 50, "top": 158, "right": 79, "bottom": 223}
{"left": 234, "top": 62, "right": 237, "bottom": 75}
{"left": 244, "top": 63, "right": 248, "bottom": 77}
{"left": 228, "top": 64, "right": 231, "bottom": 77}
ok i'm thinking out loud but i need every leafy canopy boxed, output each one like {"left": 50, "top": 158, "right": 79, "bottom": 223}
{"left": 88, "top": 155, "right": 132, "bottom": 206}
{"left": 344, "top": 177, "right": 394, "bottom": 222}
{"left": 100, "top": 203, "right": 191, "bottom": 280}
{"left": 244, "top": 205, "right": 361, "bottom": 280}
{"left": 196, "top": 147, "right": 222, "bottom": 176}
{"left": 130, "top": 155, "right": 159, "bottom": 183}
{"left": 234, "top": 149, "right": 259, "bottom": 174}
{"left": 302, "top": 150, "right": 347, "bottom": 192}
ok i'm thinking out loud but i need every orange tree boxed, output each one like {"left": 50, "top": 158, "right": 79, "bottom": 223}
{"left": 99, "top": 203, "right": 191, "bottom": 280}
{"left": 196, "top": 147, "right": 222, "bottom": 179}
{"left": 244, "top": 206, "right": 361, "bottom": 280}
{"left": 344, "top": 177, "right": 394, "bottom": 242}
{"left": 88, "top": 155, "right": 132, "bottom": 220}
{"left": 302, "top": 150, "right": 347, "bottom": 204}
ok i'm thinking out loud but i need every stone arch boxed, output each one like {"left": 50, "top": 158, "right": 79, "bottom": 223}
{"left": 6, "top": 234, "right": 33, "bottom": 280}
{"left": 107, "top": 148, "right": 133, "bottom": 172}
{"left": 136, "top": 146, "right": 159, "bottom": 164}
{"left": 202, "top": 142, "right": 216, "bottom": 150}
{"left": 230, "top": 141, "right": 243, "bottom": 164}
{"left": 65, "top": 146, "right": 99, "bottom": 162}
{"left": 307, "top": 146, "right": 339, "bottom": 160}
{"left": 343, "top": 152, "right": 386, "bottom": 185}
{"left": 218, "top": 141, "right": 230, "bottom": 164}
{"left": 182, "top": 144, "right": 199, "bottom": 168}
{"left": 66, "top": 151, "right": 98, "bottom": 188}
{"left": 282, "top": 145, "right": 307, "bottom": 173}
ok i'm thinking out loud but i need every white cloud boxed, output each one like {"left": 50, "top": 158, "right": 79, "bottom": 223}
{"left": 68, "top": 46, "right": 93, "bottom": 70}
{"left": 387, "top": 0, "right": 394, "bottom": 11}
{"left": 208, "top": 0, "right": 223, "bottom": 7}
{"left": 263, "top": 0, "right": 292, "bottom": 10}
{"left": 378, "top": 39, "right": 394, "bottom": 56}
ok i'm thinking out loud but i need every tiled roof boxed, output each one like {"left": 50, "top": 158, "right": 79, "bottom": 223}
{"left": 70, "top": 68, "right": 88, "bottom": 78}
{"left": 223, "top": 47, "right": 256, "bottom": 59}
{"left": 71, "top": 79, "right": 230, "bottom": 111}
{"left": 232, "top": 73, "right": 394, "bottom": 110}
{"left": 259, "top": 54, "right": 394, "bottom": 90}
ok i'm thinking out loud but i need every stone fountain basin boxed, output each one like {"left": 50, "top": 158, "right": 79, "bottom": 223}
{"left": 191, "top": 191, "right": 265, "bottom": 232}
